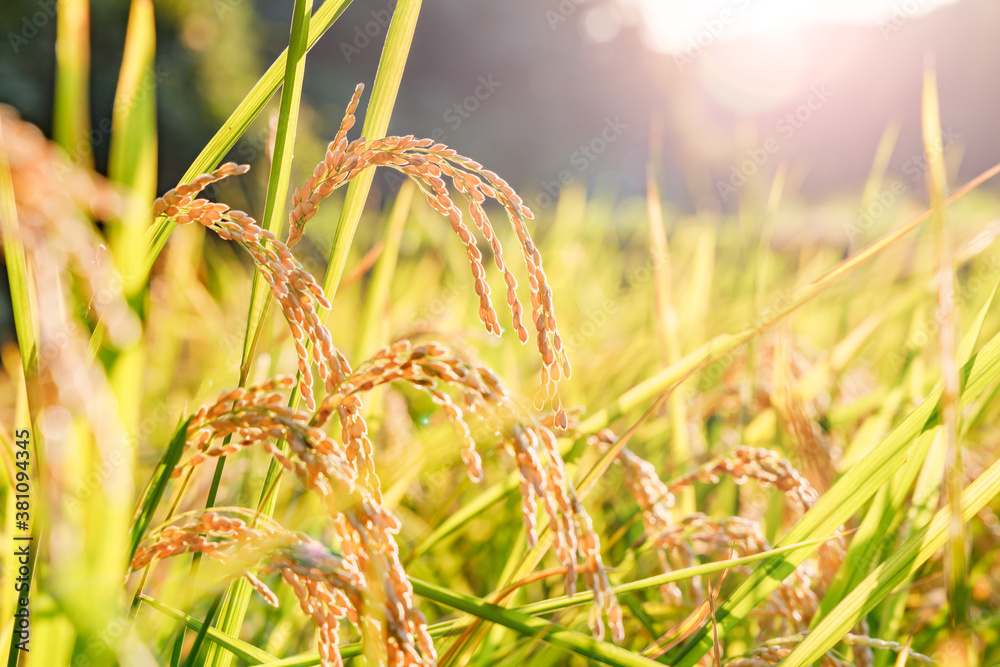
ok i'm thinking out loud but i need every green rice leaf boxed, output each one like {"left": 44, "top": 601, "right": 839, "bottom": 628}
{"left": 781, "top": 455, "right": 1000, "bottom": 666}
{"left": 320, "top": 0, "right": 422, "bottom": 305}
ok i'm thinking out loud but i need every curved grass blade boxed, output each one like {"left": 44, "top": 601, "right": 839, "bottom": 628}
{"left": 851, "top": 120, "right": 900, "bottom": 251}
{"left": 320, "top": 0, "right": 423, "bottom": 305}
{"left": 139, "top": 594, "right": 277, "bottom": 664}
{"left": 409, "top": 579, "right": 662, "bottom": 667}
{"left": 128, "top": 417, "right": 191, "bottom": 562}
{"left": 0, "top": 120, "right": 38, "bottom": 387}
{"left": 181, "top": 594, "right": 224, "bottom": 667}
{"left": 517, "top": 534, "right": 840, "bottom": 616}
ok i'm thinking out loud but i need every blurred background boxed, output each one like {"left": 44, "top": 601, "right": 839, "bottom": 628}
{"left": 2, "top": 0, "right": 998, "bottom": 221}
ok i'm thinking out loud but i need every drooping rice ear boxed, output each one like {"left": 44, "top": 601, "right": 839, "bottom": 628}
{"left": 286, "top": 84, "right": 571, "bottom": 422}
{"left": 155, "top": 164, "right": 339, "bottom": 412}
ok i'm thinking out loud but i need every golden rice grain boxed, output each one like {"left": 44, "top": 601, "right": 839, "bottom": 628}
{"left": 154, "top": 165, "right": 338, "bottom": 411}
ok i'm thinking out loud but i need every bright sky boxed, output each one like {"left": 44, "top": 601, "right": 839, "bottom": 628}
{"left": 623, "top": 0, "right": 960, "bottom": 52}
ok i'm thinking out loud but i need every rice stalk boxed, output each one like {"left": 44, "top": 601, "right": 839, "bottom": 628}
{"left": 921, "top": 61, "right": 967, "bottom": 627}
{"left": 313, "top": 339, "right": 621, "bottom": 638}
{"left": 133, "top": 510, "right": 432, "bottom": 667}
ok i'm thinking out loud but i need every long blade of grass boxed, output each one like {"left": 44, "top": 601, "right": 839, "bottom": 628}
{"left": 108, "top": 0, "right": 157, "bottom": 298}
{"left": 437, "top": 535, "right": 544, "bottom": 663}
{"left": 647, "top": 123, "right": 692, "bottom": 513}
{"left": 239, "top": 0, "right": 313, "bottom": 383}
{"left": 668, "top": 325, "right": 1000, "bottom": 665}
{"left": 410, "top": 579, "right": 663, "bottom": 667}
{"left": 139, "top": 0, "right": 355, "bottom": 281}
{"left": 204, "top": 3, "right": 318, "bottom": 664}
{"left": 922, "top": 60, "right": 967, "bottom": 626}
{"left": 181, "top": 594, "right": 224, "bottom": 667}
{"left": 128, "top": 417, "right": 191, "bottom": 562}
{"left": 53, "top": 0, "right": 93, "bottom": 167}
{"left": 0, "top": 118, "right": 38, "bottom": 386}
{"left": 780, "top": 454, "right": 1000, "bottom": 666}
{"left": 319, "top": 0, "right": 422, "bottom": 305}
{"left": 139, "top": 594, "right": 277, "bottom": 664}
{"left": 851, "top": 120, "right": 901, "bottom": 250}
{"left": 517, "top": 533, "right": 839, "bottom": 615}
{"left": 642, "top": 571, "right": 727, "bottom": 659}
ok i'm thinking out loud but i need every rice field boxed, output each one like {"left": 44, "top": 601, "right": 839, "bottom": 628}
{"left": 2, "top": 1, "right": 1000, "bottom": 666}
